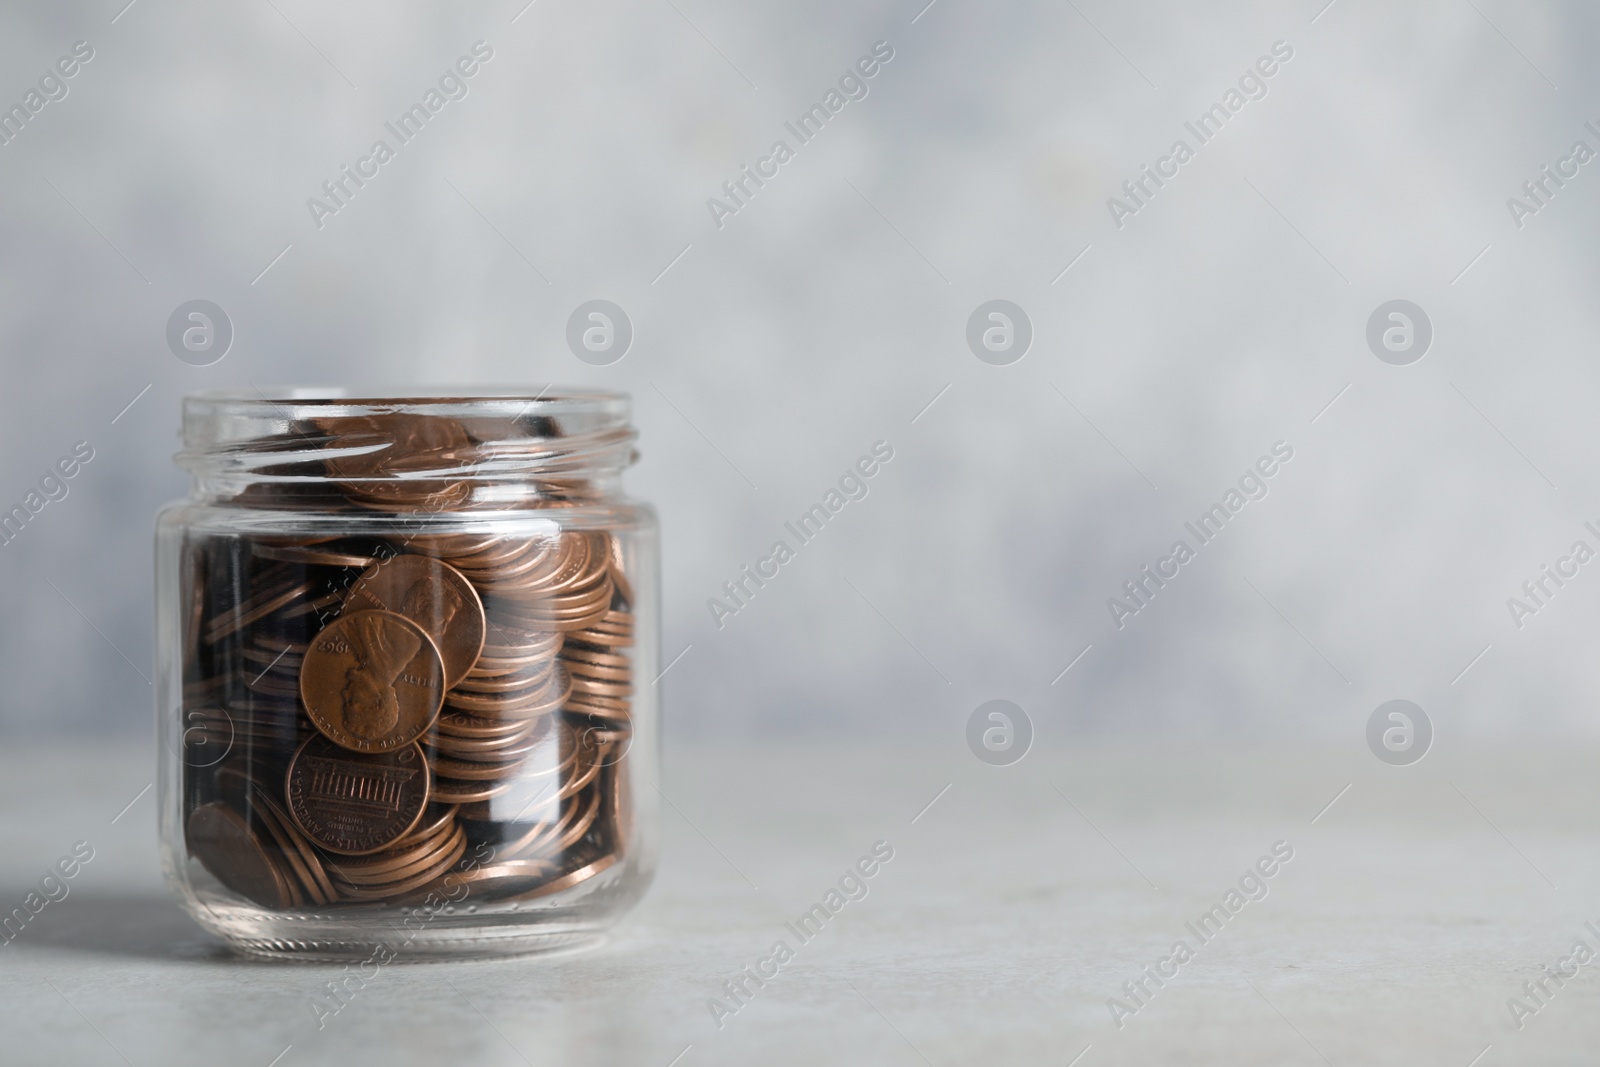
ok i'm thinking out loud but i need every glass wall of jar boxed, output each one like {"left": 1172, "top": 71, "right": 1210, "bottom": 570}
{"left": 154, "top": 389, "right": 659, "bottom": 959}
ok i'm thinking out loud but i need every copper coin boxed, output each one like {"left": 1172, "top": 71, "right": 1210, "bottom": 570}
{"left": 501, "top": 783, "right": 601, "bottom": 858}
{"left": 445, "top": 669, "right": 569, "bottom": 718}
{"left": 435, "top": 710, "right": 543, "bottom": 740}
{"left": 300, "top": 609, "right": 445, "bottom": 752}
{"left": 322, "top": 413, "right": 472, "bottom": 507}
{"left": 255, "top": 793, "right": 338, "bottom": 904}
{"left": 334, "top": 834, "right": 467, "bottom": 900}
{"left": 204, "top": 579, "right": 314, "bottom": 644}
{"left": 452, "top": 659, "right": 559, "bottom": 695}
{"left": 562, "top": 659, "right": 631, "bottom": 683}
{"left": 254, "top": 798, "right": 328, "bottom": 906}
{"left": 285, "top": 734, "right": 430, "bottom": 855}
{"left": 506, "top": 851, "right": 618, "bottom": 901}
{"left": 327, "top": 820, "right": 459, "bottom": 880}
{"left": 186, "top": 802, "right": 295, "bottom": 909}
{"left": 407, "top": 532, "right": 503, "bottom": 559}
{"left": 431, "top": 776, "right": 518, "bottom": 805}
{"left": 430, "top": 754, "right": 531, "bottom": 781}
{"left": 399, "top": 803, "right": 461, "bottom": 844}
{"left": 418, "top": 860, "right": 557, "bottom": 902}
{"left": 345, "top": 555, "right": 485, "bottom": 689}
{"left": 253, "top": 543, "right": 378, "bottom": 568}
{"left": 432, "top": 728, "right": 543, "bottom": 761}
{"left": 329, "top": 825, "right": 466, "bottom": 886}
{"left": 560, "top": 647, "right": 630, "bottom": 669}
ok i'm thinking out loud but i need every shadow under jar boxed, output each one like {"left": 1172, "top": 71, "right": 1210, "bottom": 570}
{"left": 155, "top": 389, "right": 660, "bottom": 960}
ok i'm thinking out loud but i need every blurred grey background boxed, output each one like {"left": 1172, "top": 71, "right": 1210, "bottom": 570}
{"left": 2, "top": 0, "right": 1596, "bottom": 745}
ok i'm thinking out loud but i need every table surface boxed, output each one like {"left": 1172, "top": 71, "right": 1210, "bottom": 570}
{"left": 1, "top": 738, "right": 1596, "bottom": 1066}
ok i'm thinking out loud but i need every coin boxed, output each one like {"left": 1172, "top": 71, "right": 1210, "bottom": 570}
{"left": 431, "top": 859, "right": 558, "bottom": 902}
{"left": 333, "top": 832, "right": 467, "bottom": 900}
{"left": 345, "top": 555, "right": 485, "bottom": 688}
{"left": 322, "top": 413, "right": 472, "bottom": 507}
{"left": 181, "top": 480, "right": 640, "bottom": 916}
{"left": 434, "top": 710, "right": 543, "bottom": 740}
{"left": 452, "top": 658, "right": 559, "bottom": 695}
{"left": 253, "top": 543, "right": 378, "bottom": 568}
{"left": 300, "top": 609, "right": 445, "bottom": 752}
{"left": 506, "top": 852, "right": 618, "bottom": 901}
{"left": 431, "top": 776, "right": 518, "bottom": 805}
{"left": 327, "top": 818, "right": 457, "bottom": 880}
{"left": 285, "top": 734, "right": 431, "bottom": 855}
{"left": 255, "top": 797, "right": 328, "bottom": 906}
{"left": 329, "top": 825, "right": 465, "bottom": 886}
{"left": 256, "top": 793, "right": 338, "bottom": 904}
{"left": 186, "top": 801, "right": 296, "bottom": 909}
{"left": 204, "top": 578, "right": 314, "bottom": 644}
{"left": 444, "top": 667, "right": 569, "bottom": 719}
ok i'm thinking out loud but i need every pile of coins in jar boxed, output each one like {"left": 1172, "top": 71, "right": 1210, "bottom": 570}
{"left": 180, "top": 414, "right": 634, "bottom": 909}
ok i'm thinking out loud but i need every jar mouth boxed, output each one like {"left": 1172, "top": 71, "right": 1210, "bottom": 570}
{"left": 178, "top": 387, "right": 637, "bottom": 508}
{"left": 184, "top": 385, "right": 629, "bottom": 411}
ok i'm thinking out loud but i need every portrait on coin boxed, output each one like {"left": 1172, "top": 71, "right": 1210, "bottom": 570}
{"left": 402, "top": 573, "right": 463, "bottom": 642}
{"left": 340, "top": 612, "right": 423, "bottom": 740}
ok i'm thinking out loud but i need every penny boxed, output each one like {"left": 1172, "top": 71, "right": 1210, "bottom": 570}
{"left": 506, "top": 852, "right": 618, "bottom": 901}
{"left": 463, "top": 540, "right": 559, "bottom": 581}
{"left": 253, "top": 543, "right": 378, "bottom": 568}
{"left": 182, "top": 510, "right": 639, "bottom": 914}
{"left": 255, "top": 797, "right": 328, "bottom": 906}
{"left": 553, "top": 748, "right": 606, "bottom": 802}
{"left": 609, "top": 571, "right": 633, "bottom": 610}
{"left": 327, "top": 820, "right": 458, "bottom": 880}
{"left": 605, "top": 758, "right": 631, "bottom": 860}
{"left": 186, "top": 802, "right": 295, "bottom": 910}
{"left": 246, "top": 674, "right": 300, "bottom": 700}
{"left": 345, "top": 555, "right": 485, "bottom": 689}
{"left": 431, "top": 754, "right": 533, "bottom": 781}
{"left": 546, "top": 783, "right": 604, "bottom": 854}
{"left": 474, "top": 641, "right": 562, "bottom": 673}
{"left": 449, "top": 859, "right": 557, "bottom": 883}
{"left": 431, "top": 776, "right": 518, "bottom": 805}
{"left": 406, "top": 532, "right": 503, "bottom": 559}
{"left": 501, "top": 782, "right": 602, "bottom": 859}
{"left": 433, "top": 859, "right": 560, "bottom": 902}
{"left": 278, "top": 590, "right": 344, "bottom": 622}
{"left": 452, "top": 659, "right": 559, "bottom": 695}
{"left": 321, "top": 414, "right": 478, "bottom": 515}
{"left": 204, "top": 579, "right": 314, "bottom": 644}
{"left": 448, "top": 665, "right": 569, "bottom": 713}
{"left": 380, "top": 855, "right": 552, "bottom": 905}
{"left": 285, "top": 734, "right": 430, "bottom": 855}
{"left": 322, "top": 413, "right": 471, "bottom": 482}
{"left": 431, "top": 727, "right": 543, "bottom": 761}
{"left": 334, "top": 833, "right": 466, "bottom": 900}
{"left": 300, "top": 609, "right": 445, "bottom": 752}
{"left": 400, "top": 803, "right": 461, "bottom": 844}
{"left": 434, "top": 710, "right": 543, "bottom": 741}
{"left": 256, "top": 792, "right": 338, "bottom": 904}
{"left": 330, "top": 825, "right": 466, "bottom": 886}
{"left": 569, "top": 675, "right": 633, "bottom": 698}
{"left": 561, "top": 647, "right": 630, "bottom": 669}
{"left": 562, "top": 659, "right": 632, "bottom": 683}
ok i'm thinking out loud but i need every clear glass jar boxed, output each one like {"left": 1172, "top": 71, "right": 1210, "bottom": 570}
{"left": 154, "top": 389, "right": 659, "bottom": 960}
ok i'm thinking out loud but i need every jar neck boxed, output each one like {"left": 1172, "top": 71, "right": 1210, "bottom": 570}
{"left": 176, "top": 390, "right": 637, "bottom": 509}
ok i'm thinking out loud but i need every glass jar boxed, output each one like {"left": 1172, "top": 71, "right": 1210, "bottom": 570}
{"left": 154, "top": 389, "right": 659, "bottom": 960}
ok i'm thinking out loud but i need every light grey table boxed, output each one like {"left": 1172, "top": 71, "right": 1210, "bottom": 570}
{"left": 1, "top": 738, "right": 1594, "bottom": 1066}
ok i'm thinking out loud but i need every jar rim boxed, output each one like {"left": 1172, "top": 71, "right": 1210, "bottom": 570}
{"left": 177, "top": 386, "right": 637, "bottom": 504}
{"left": 184, "top": 385, "right": 628, "bottom": 408}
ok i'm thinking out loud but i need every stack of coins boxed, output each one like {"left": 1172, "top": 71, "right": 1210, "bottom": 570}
{"left": 182, "top": 414, "right": 635, "bottom": 911}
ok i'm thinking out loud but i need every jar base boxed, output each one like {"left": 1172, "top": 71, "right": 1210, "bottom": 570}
{"left": 188, "top": 899, "right": 615, "bottom": 962}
